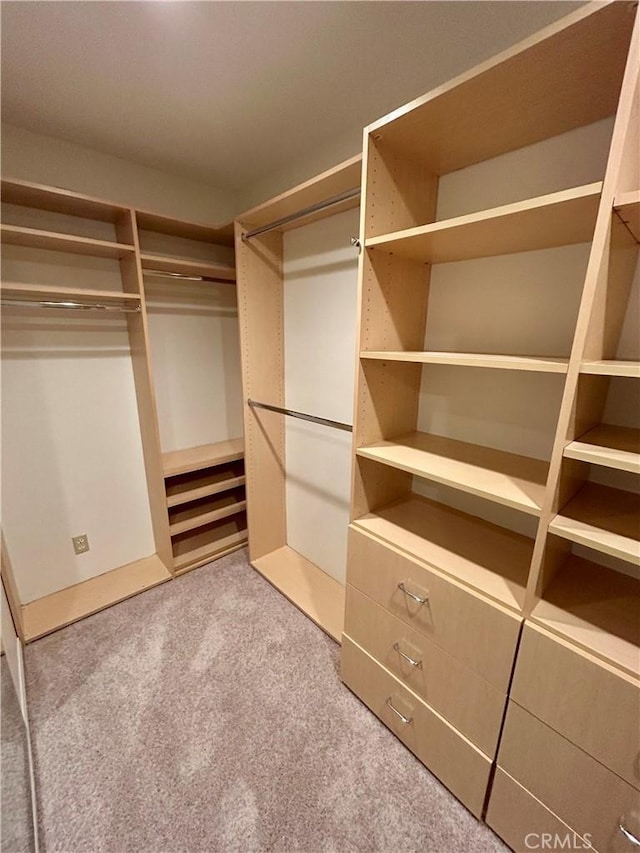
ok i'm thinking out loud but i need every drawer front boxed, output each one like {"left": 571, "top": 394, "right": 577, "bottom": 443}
{"left": 341, "top": 635, "right": 492, "bottom": 818}
{"left": 487, "top": 769, "right": 592, "bottom": 853}
{"left": 512, "top": 624, "right": 640, "bottom": 790}
{"left": 347, "top": 526, "right": 520, "bottom": 690}
{"left": 499, "top": 701, "right": 640, "bottom": 853}
{"left": 344, "top": 584, "right": 506, "bottom": 756}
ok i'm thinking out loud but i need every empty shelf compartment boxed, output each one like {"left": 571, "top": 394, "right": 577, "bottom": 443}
{"left": 165, "top": 460, "right": 245, "bottom": 507}
{"left": 172, "top": 512, "right": 248, "bottom": 574}
{"left": 564, "top": 425, "right": 640, "bottom": 474}
{"left": 169, "top": 488, "right": 247, "bottom": 537}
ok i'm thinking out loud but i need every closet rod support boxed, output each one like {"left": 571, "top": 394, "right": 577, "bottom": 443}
{"left": 1, "top": 299, "right": 141, "bottom": 313}
{"left": 248, "top": 399, "right": 352, "bottom": 432}
{"left": 242, "top": 187, "right": 361, "bottom": 241}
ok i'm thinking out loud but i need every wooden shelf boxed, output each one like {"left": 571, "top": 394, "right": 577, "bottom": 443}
{"left": 1, "top": 282, "right": 141, "bottom": 305}
{"left": 564, "top": 425, "right": 640, "bottom": 474}
{"left": 140, "top": 252, "right": 236, "bottom": 281}
{"left": 238, "top": 154, "right": 362, "bottom": 232}
{"left": 166, "top": 474, "right": 245, "bottom": 508}
{"left": 136, "top": 209, "right": 234, "bottom": 247}
{"left": 365, "top": 183, "right": 601, "bottom": 264}
{"left": 1, "top": 177, "right": 129, "bottom": 222}
{"left": 549, "top": 483, "right": 640, "bottom": 566}
{"left": 530, "top": 556, "right": 640, "bottom": 677}
{"left": 252, "top": 545, "right": 345, "bottom": 642}
{"left": 162, "top": 438, "right": 244, "bottom": 478}
{"left": 357, "top": 431, "right": 548, "bottom": 516}
{"left": 580, "top": 360, "right": 640, "bottom": 378}
{"left": 361, "top": 351, "right": 569, "bottom": 374}
{"left": 353, "top": 493, "right": 532, "bottom": 610}
{"left": 169, "top": 496, "right": 247, "bottom": 537}
{"left": 173, "top": 517, "right": 247, "bottom": 574}
{"left": 1, "top": 224, "right": 135, "bottom": 259}
{"left": 21, "top": 554, "right": 171, "bottom": 642}
{"left": 614, "top": 189, "right": 640, "bottom": 242}
{"left": 366, "top": 3, "right": 632, "bottom": 175}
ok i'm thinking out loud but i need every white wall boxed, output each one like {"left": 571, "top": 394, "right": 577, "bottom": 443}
{"left": 1, "top": 123, "right": 236, "bottom": 224}
{"left": 283, "top": 208, "right": 359, "bottom": 584}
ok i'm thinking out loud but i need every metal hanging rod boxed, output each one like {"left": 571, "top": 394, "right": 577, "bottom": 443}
{"left": 1, "top": 298, "right": 141, "bottom": 313}
{"left": 248, "top": 399, "right": 352, "bottom": 432}
{"left": 143, "top": 269, "right": 234, "bottom": 284}
{"left": 242, "top": 187, "right": 361, "bottom": 241}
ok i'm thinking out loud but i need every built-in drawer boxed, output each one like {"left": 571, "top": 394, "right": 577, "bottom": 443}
{"left": 344, "top": 584, "right": 506, "bottom": 756}
{"left": 512, "top": 623, "right": 640, "bottom": 791}
{"left": 341, "top": 635, "right": 492, "bottom": 818}
{"left": 487, "top": 768, "right": 593, "bottom": 853}
{"left": 499, "top": 701, "right": 640, "bottom": 853}
{"left": 347, "top": 526, "right": 521, "bottom": 691}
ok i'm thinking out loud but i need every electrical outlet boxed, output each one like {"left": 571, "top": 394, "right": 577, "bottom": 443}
{"left": 72, "top": 534, "right": 90, "bottom": 555}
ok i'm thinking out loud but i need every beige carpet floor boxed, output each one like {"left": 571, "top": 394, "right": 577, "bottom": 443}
{"left": 24, "top": 548, "right": 507, "bottom": 853}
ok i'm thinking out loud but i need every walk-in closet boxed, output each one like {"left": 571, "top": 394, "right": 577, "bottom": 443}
{"left": 1, "top": 2, "right": 638, "bottom": 852}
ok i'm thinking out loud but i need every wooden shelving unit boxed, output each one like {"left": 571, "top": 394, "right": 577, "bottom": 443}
{"left": 360, "top": 351, "right": 569, "bottom": 373}
{"left": 235, "top": 154, "right": 362, "bottom": 641}
{"left": 1, "top": 176, "right": 246, "bottom": 638}
{"left": 530, "top": 556, "right": 640, "bottom": 676}
{"left": 163, "top": 439, "right": 247, "bottom": 573}
{"left": 140, "top": 252, "right": 236, "bottom": 281}
{"left": 0, "top": 223, "right": 135, "bottom": 259}
{"left": 549, "top": 483, "right": 640, "bottom": 566}
{"left": 352, "top": 494, "right": 531, "bottom": 611}
{"left": 564, "top": 424, "right": 640, "bottom": 474}
{"left": 357, "top": 432, "right": 548, "bottom": 515}
{"left": 365, "top": 183, "right": 602, "bottom": 264}
{"left": 342, "top": 2, "right": 639, "bottom": 842}
{"left": 580, "top": 359, "right": 640, "bottom": 377}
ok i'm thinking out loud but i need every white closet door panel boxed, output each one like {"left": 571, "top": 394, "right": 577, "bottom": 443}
{"left": 146, "top": 282, "right": 243, "bottom": 452}
{"left": 1, "top": 315, "right": 155, "bottom": 602}
{"left": 283, "top": 207, "right": 359, "bottom": 584}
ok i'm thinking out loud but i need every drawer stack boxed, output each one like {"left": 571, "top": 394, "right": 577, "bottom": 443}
{"left": 487, "top": 624, "right": 640, "bottom": 852}
{"left": 342, "top": 526, "right": 521, "bottom": 817}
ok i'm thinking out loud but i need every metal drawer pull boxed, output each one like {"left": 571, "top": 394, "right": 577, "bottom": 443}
{"left": 397, "top": 581, "right": 428, "bottom": 604}
{"left": 619, "top": 824, "right": 640, "bottom": 847}
{"left": 385, "top": 697, "right": 413, "bottom": 725}
{"left": 393, "top": 642, "right": 422, "bottom": 668}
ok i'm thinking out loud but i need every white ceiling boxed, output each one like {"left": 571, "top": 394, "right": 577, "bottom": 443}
{"left": 1, "top": 1, "right": 583, "bottom": 193}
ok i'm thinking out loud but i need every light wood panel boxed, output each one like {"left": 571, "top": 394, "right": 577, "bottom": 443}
{"left": 564, "top": 423, "right": 640, "bottom": 473}
{"left": 252, "top": 545, "right": 345, "bottom": 642}
{"left": 140, "top": 252, "right": 235, "bottom": 281}
{"left": 580, "top": 358, "right": 640, "bottom": 377}
{"left": 353, "top": 493, "right": 531, "bottom": 610}
{"left": 0, "top": 532, "right": 24, "bottom": 641}
{"left": 498, "top": 701, "right": 640, "bottom": 853}
{"left": 615, "top": 188, "right": 640, "bottom": 242}
{"left": 1, "top": 282, "right": 141, "bottom": 305}
{"left": 169, "top": 494, "right": 247, "bottom": 537}
{"left": 1, "top": 177, "right": 129, "bottom": 222}
{"left": 0, "top": 224, "right": 135, "bottom": 258}
{"left": 530, "top": 555, "right": 640, "bottom": 676}
{"left": 234, "top": 222, "right": 286, "bottom": 561}
{"left": 21, "top": 555, "right": 172, "bottom": 642}
{"left": 238, "top": 155, "right": 362, "bottom": 231}
{"left": 172, "top": 515, "right": 247, "bottom": 573}
{"left": 549, "top": 483, "right": 640, "bottom": 565}
{"left": 166, "top": 470, "right": 245, "bottom": 508}
{"left": 136, "top": 209, "right": 234, "bottom": 247}
{"left": 162, "top": 438, "right": 244, "bottom": 478}
{"left": 487, "top": 769, "right": 590, "bottom": 853}
{"left": 365, "top": 183, "right": 602, "bottom": 264}
{"left": 341, "top": 636, "right": 492, "bottom": 818}
{"left": 357, "top": 431, "right": 548, "bottom": 515}
{"left": 513, "top": 623, "right": 640, "bottom": 786}
{"left": 347, "top": 527, "right": 521, "bottom": 690}
{"left": 361, "top": 351, "right": 569, "bottom": 373}
{"left": 345, "top": 585, "right": 506, "bottom": 756}
{"left": 366, "top": 2, "right": 632, "bottom": 175}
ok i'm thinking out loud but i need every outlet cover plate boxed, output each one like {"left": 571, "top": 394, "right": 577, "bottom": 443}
{"left": 72, "top": 534, "right": 89, "bottom": 555}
